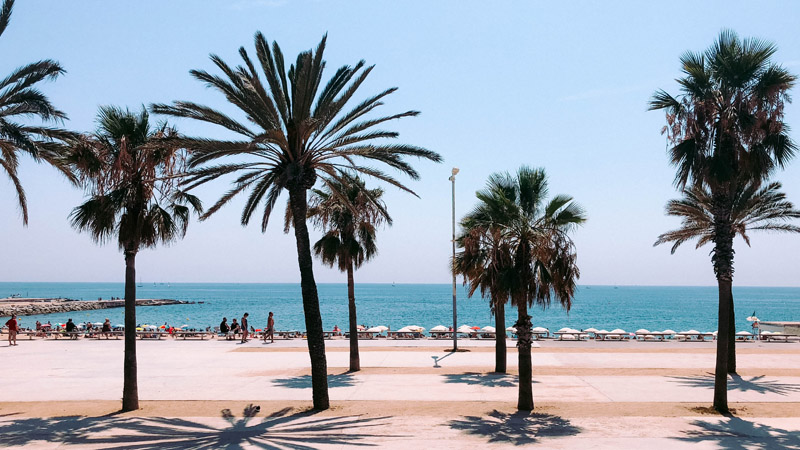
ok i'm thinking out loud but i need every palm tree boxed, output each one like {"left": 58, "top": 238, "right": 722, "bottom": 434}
{"left": 459, "top": 167, "right": 585, "bottom": 410}
{"left": 306, "top": 174, "right": 390, "bottom": 372}
{"left": 69, "top": 106, "right": 202, "bottom": 412}
{"left": 453, "top": 215, "right": 513, "bottom": 373}
{"left": 656, "top": 180, "right": 800, "bottom": 371}
{"left": 0, "top": 0, "right": 74, "bottom": 224}
{"left": 150, "top": 33, "right": 440, "bottom": 410}
{"left": 649, "top": 30, "right": 796, "bottom": 412}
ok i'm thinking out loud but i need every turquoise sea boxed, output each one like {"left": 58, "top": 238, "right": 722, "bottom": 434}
{"left": 2, "top": 283, "right": 799, "bottom": 333}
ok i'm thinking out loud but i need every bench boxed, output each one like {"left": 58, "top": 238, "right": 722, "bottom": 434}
{"left": 92, "top": 331, "right": 124, "bottom": 339}
{"left": 52, "top": 332, "right": 82, "bottom": 340}
{"left": 387, "top": 331, "right": 424, "bottom": 340}
{"left": 136, "top": 331, "right": 167, "bottom": 340}
{"left": 173, "top": 331, "right": 209, "bottom": 340}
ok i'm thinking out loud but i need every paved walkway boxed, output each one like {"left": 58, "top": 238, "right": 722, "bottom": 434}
{"left": 0, "top": 339, "right": 798, "bottom": 448}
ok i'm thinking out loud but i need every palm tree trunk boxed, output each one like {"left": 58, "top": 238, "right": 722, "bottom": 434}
{"left": 346, "top": 260, "right": 360, "bottom": 372}
{"left": 711, "top": 197, "right": 734, "bottom": 414}
{"left": 493, "top": 293, "right": 507, "bottom": 373}
{"left": 122, "top": 249, "right": 139, "bottom": 412}
{"left": 289, "top": 187, "right": 330, "bottom": 410}
{"left": 728, "top": 296, "right": 736, "bottom": 373}
{"left": 516, "top": 300, "right": 533, "bottom": 410}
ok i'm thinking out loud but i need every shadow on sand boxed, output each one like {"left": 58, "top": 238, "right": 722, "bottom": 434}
{"left": 0, "top": 405, "right": 396, "bottom": 449}
{"left": 271, "top": 373, "right": 358, "bottom": 389}
{"left": 669, "top": 373, "right": 800, "bottom": 396}
{"left": 675, "top": 415, "right": 800, "bottom": 450}
{"left": 448, "top": 410, "right": 581, "bottom": 445}
{"left": 442, "top": 372, "right": 531, "bottom": 388}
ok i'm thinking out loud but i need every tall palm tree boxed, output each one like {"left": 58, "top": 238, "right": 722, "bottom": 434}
{"left": 453, "top": 216, "right": 513, "bottom": 373}
{"left": 649, "top": 30, "right": 796, "bottom": 412}
{"left": 306, "top": 174, "right": 390, "bottom": 372}
{"left": 0, "top": 0, "right": 74, "bottom": 224}
{"left": 150, "top": 33, "right": 440, "bottom": 410}
{"left": 656, "top": 180, "right": 800, "bottom": 371}
{"left": 460, "top": 167, "right": 585, "bottom": 410}
{"left": 69, "top": 106, "right": 202, "bottom": 412}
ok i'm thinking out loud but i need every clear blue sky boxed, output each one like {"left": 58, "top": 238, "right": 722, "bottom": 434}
{"left": 2, "top": 1, "right": 800, "bottom": 286}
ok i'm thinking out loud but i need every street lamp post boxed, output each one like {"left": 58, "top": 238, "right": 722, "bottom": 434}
{"left": 449, "top": 167, "right": 459, "bottom": 351}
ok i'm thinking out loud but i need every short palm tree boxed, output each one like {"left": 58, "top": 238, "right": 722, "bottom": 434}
{"left": 151, "top": 33, "right": 440, "bottom": 410}
{"left": 656, "top": 180, "right": 800, "bottom": 371}
{"left": 454, "top": 216, "right": 513, "bottom": 374}
{"left": 69, "top": 106, "right": 202, "bottom": 412}
{"left": 460, "top": 167, "right": 585, "bottom": 410}
{"left": 650, "top": 30, "right": 796, "bottom": 412}
{"left": 0, "top": 0, "right": 74, "bottom": 224}
{"left": 307, "top": 174, "right": 390, "bottom": 372}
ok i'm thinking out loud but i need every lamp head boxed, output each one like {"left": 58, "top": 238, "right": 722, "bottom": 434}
{"left": 451, "top": 167, "right": 460, "bottom": 176}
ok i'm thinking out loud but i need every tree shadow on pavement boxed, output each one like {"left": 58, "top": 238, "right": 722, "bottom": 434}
{"left": 0, "top": 404, "right": 397, "bottom": 449}
{"left": 669, "top": 373, "right": 800, "bottom": 396}
{"left": 448, "top": 410, "right": 581, "bottom": 445}
{"left": 675, "top": 415, "right": 800, "bottom": 450}
{"left": 442, "top": 372, "right": 530, "bottom": 388}
{"left": 272, "top": 373, "right": 357, "bottom": 389}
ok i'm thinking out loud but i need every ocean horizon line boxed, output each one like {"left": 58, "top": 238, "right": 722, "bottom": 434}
{"left": 2, "top": 281, "right": 800, "bottom": 289}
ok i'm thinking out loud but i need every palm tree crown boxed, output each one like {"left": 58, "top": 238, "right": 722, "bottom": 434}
{"left": 307, "top": 174, "right": 390, "bottom": 271}
{"left": 69, "top": 106, "right": 202, "bottom": 251}
{"left": 649, "top": 29, "right": 796, "bottom": 190}
{"left": 151, "top": 33, "right": 441, "bottom": 227}
{"left": 0, "top": 0, "right": 74, "bottom": 224}
{"left": 466, "top": 167, "right": 586, "bottom": 310}
{"left": 655, "top": 180, "right": 800, "bottom": 253}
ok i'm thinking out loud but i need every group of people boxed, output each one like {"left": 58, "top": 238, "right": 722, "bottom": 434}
{"left": 219, "top": 312, "right": 275, "bottom": 344}
{"left": 3, "top": 315, "right": 115, "bottom": 345}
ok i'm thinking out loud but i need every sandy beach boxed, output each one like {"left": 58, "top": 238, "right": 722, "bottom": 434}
{"left": 0, "top": 337, "right": 798, "bottom": 448}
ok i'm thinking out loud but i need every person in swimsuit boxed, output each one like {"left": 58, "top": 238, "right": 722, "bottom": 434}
{"left": 5, "top": 314, "right": 19, "bottom": 346}
{"left": 264, "top": 312, "right": 275, "bottom": 343}
{"left": 240, "top": 313, "right": 249, "bottom": 343}
{"left": 102, "top": 319, "right": 112, "bottom": 339}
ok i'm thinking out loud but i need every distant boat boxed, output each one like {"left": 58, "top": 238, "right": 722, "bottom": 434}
{"left": 137, "top": 277, "right": 142, "bottom": 287}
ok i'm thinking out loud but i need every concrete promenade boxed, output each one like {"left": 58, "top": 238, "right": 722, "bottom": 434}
{"left": 0, "top": 338, "right": 798, "bottom": 448}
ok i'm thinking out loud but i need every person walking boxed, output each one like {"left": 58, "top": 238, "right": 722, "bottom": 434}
{"left": 240, "top": 313, "right": 249, "bottom": 343}
{"left": 264, "top": 312, "right": 275, "bottom": 344}
{"left": 5, "top": 314, "right": 19, "bottom": 346}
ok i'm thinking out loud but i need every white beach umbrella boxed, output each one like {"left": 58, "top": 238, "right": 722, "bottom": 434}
{"left": 761, "top": 330, "right": 773, "bottom": 335}
{"left": 584, "top": 327, "right": 599, "bottom": 333}
{"left": 610, "top": 329, "right": 626, "bottom": 334}
{"left": 397, "top": 326, "right": 412, "bottom": 332}
{"left": 457, "top": 325, "right": 473, "bottom": 333}
{"left": 481, "top": 326, "right": 496, "bottom": 333}
{"left": 679, "top": 330, "right": 700, "bottom": 335}
{"left": 597, "top": 329, "right": 609, "bottom": 334}
{"left": 366, "top": 326, "right": 383, "bottom": 333}
{"left": 406, "top": 325, "right": 425, "bottom": 332}
{"left": 746, "top": 315, "right": 759, "bottom": 322}
{"left": 430, "top": 325, "right": 448, "bottom": 332}
{"left": 506, "top": 326, "right": 517, "bottom": 332}
{"left": 374, "top": 325, "right": 388, "bottom": 332}
{"left": 558, "top": 327, "right": 572, "bottom": 333}
{"left": 635, "top": 329, "right": 650, "bottom": 334}
{"left": 531, "top": 327, "right": 548, "bottom": 333}
{"left": 736, "top": 331, "right": 752, "bottom": 336}
{"left": 662, "top": 329, "right": 676, "bottom": 335}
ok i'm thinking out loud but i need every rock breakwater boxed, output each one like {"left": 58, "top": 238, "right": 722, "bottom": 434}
{"left": 0, "top": 298, "right": 191, "bottom": 317}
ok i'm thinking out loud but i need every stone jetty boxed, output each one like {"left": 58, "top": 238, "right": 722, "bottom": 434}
{"left": 0, "top": 298, "right": 192, "bottom": 317}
